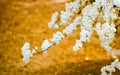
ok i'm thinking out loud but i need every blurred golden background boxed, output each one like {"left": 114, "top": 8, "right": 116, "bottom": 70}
{"left": 0, "top": 0, "right": 120, "bottom": 75}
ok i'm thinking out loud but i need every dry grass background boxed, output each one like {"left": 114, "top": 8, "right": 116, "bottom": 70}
{"left": 0, "top": 0, "right": 120, "bottom": 75}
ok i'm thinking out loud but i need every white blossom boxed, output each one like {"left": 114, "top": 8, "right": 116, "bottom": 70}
{"left": 103, "top": 7, "right": 116, "bottom": 21}
{"left": 101, "top": 66, "right": 116, "bottom": 75}
{"left": 60, "top": 1, "right": 81, "bottom": 25}
{"left": 60, "top": 11, "right": 73, "bottom": 25}
{"left": 73, "top": 13, "right": 94, "bottom": 51}
{"left": 101, "top": 59, "right": 120, "bottom": 75}
{"left": 21, "top": 42, "right": 30, "bottom": 56}
{"left": 112, "top": 0, "right": 120, "bottom": 7}
{"left": 22, "top": 50, "right": 33, "bottom": 64}
{"left": 21, "top": 42, "right": 35, "bottom": 64}
{"left": 95, "top": 22, "right": 116, "bottom": 51}
{"left": 48, "top": 12, "right": 59, "bottom": 29}
{"left": 22, "top": 0, "right": 119, "bottom": 66}
{"left": 73, "top": 40, "right": 83, "bottom": 51}
{"left": 73, "top": 16, "right": 82, "bottom": 25}
{"left": 63, "top": 16, "right": 81, "bottom": 36}
{"left": 63, "top": 23, "right": 77, "bottom": 36}
{"left": 45, "top": 0, "right": 118, "bottom": 52}
{"left": 51, "top": 31, "right": 64, "bottom": 44}
{"left": 82, "top": 5, "right": 99, "bottom": 21}
{"left": 65, "top": 1, "right": 80, "bottom": 13}
{"left": 93, "top": 1, "right": 102, "bottom": 9}
{"left": 80, "top": 26, "right": 94, "bottom": 42}
{"left": 41, "top": 40, "right": 53, "bottom": 51}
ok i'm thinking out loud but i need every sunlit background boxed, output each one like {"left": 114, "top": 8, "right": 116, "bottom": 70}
{"left": 0, "top": 0, "right": 120, "bottom": 75}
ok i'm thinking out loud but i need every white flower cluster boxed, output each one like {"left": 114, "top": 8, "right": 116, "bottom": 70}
{"left": 21, "top": 0, "right": 120, "bottom": 65}
{"left": 63, "top": 16, "right": 81, "bottom": 36}
{"left": 95, "top": 22, "right": 116, "bottom": 51}
{"left": 103, "top": 1, "right": 116, "bottom": 21}
{"left": 42, "top": 16, "right": 81, "bottom": 51}
{"left": 60, "top": 0, "right": 81, "bottom": 25}
{"left": 101, "top": 59, "right": 120, "bottom": 75}
{"left": 41, "top": 31, "right": 64, "bottom": 52}
{"left": 41, "top": 40, "right": 53, "bottom": 51}
{"left": 94, "top": 0, "right": 120, "bottom": 8}
{"left": 113, "top": 0, "right": 120, "bottom": 7}
{"left": 73, "top": 18, "right": 94, "bottom": 51}
{"left": 82, "top": 5, "right": 99, "bottom": 21}
{"left": 21, "top": 0, "right": 120, "bottom": 67}
{"left": 42, "top": 0, "right": 120, "bottom": 52}
{"left": 21, "top": 42, "right": 37, "bottom": 64}
{"left": 65, "top": 1, "right": 80, "bottom": 13}
{"left": 80, "top": 16, "right": 94, "bottom": 42}
{"left": 44, "top": 0, "right": 119, "bottom": 52}
{"left": 73, "top": 0, "right": 119, "bottom": 51}
{"left": 95, "top": 0, "right": 117, "bottom": 51}
{"left": 73, "top": 40, "right": 82, "bottom": 51}
{"left": 73, "top": 3, "right": 99, "bottom": 51}
{"left": 48, "top": 12, "right": 59, "bottom": 29}
{"left": 51, "top": 31, "right": 64, "bottom": 44}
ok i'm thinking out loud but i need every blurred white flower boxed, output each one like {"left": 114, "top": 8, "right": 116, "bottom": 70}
{"left": 73, "top": 40, "right": 82, "bottom": 51}
{"left": 65, "top": 1, "right": 80, "bottom": 13}
{"left": 113, "top": 0, "right": 120, "bottom": 7}
{"left": 48, "top": 12, "right": 59, "bottom": 29}
{"left": 60, "top": 1, "right": 81, "bottom": 25}
{"left": 63, "top": 22, "right": 78, "bottom": 36}
{"left": 95, "top": 22, "right": 116, "bottom": 51}
{"left": 41, "top": 40, "right": 53, "bottom": 51}
{"left": 60, "top": 11, "right": 73, "bottom": 25}
{"left": 21, "top": 0, "right": 119, "bottom": 67}
{"left": 101, "top": 59, "right": 120, "bottom": 75}
{"left": 21, "top": 42, "right": 37, "bottom": 64}
{"left": 51, "top": 31, "right": 64, "bottom": 44}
